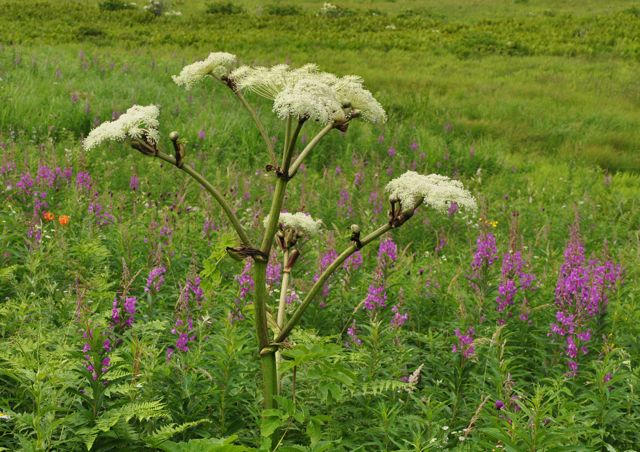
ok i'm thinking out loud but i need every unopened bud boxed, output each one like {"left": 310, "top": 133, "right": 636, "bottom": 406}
{"left": 350, "top": 224, "right": 360, "bottom": 234}
{"left": 169, "top": 131, "right": 179, "bottom": 141}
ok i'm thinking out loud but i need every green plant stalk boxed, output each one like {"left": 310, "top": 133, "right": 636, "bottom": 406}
{"left": 150, "top": 149, "right": 252, "bottom": 247}
{"left": 275, "top": 250, "right": 291, "bottom": 392}
{"left": 276, "top": 222, "right": 392, "bottom": 343}
{"left": 255, "top": 116, "right": 302, "bottom": 415}
{"left": 253, "top": 260, "right": 278, "bottom": 411}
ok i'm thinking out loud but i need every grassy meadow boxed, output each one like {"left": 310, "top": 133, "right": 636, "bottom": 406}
{"left": 0, "top": 0, "right": 639, "bottom": 450}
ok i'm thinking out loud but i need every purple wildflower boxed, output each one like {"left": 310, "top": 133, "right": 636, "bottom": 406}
{"left": 129, "top": 174, "right": 140, "bottom": 191}
{"left": 343, "top": 250, "right": 363, "bottom": 272}
{"left": 75, "top": 171, "right": 92, "bottom": 192}
{"left": 369, "top": 191, "right": 384, "bottom": 215}
{"left": 390, "top": 305, "right": 409, "bottom": 328}
{"left": 496, "top": 251, "right": 536, "bottom": 323}
{"left": 202, "top": 218, "right": 217, "bottom": 239}
{"left": 471, "top": 232, "right": 498, "bottom": 272}
{"left": 266, "top": 259, "right": 282, "bottom": 287}
{"left": 231, "top": 261, "right": 254, "bottom": 320}
{"left": 363, "top": 284, "right": 387, "bottom": 310}
{"left": 346, "top": 320, "right": 363, "bottom": 347}
{"left": 145, "top": 266, "right": 167, "bottom": 294}
{"left": 16, "top": 172, "right": 34, "bottom": 196}
{"left": 36, "top": 165, "right": 56, "bottom": 187}
{"left": 378, "top": 237, "right": 398, "bottom": 265}
{"left": 447, "top": 201, "right": 459, "bottom": 216}
{"left": 452, "top": 327, "right": 475, "bottom": 359}
{"left": 549, "top": 221, "right": 622, "bottom": 374}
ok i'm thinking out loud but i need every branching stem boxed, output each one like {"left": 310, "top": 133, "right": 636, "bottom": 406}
{"left": 276, "top": 223, "right": 393, "bottom": 343}
{"left": 138, "top": 145, "right": 252, "bottom": 247}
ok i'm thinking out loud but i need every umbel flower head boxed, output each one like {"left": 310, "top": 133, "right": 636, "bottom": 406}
{"left": 264, "top": 212, "right": 323, "bottom": 237}
{"left": 230, "top": 62, "right": 386, "bottom": 125}
{"left": 385, "top": 171, "right": 477, "bottom": 214}
{"left": 273, "top": 78, "right": 344, "bottom": 124}
{"left": 83, "top": 105, "right": 160, "bottom": 150}
{"left": 172, "top": 52, "right": 237, "bottom": 89}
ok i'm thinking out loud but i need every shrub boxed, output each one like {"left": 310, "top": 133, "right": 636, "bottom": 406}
{"left": 206, "top": 1, "right": 245, "bottom": 15}
{"left": 99, "top": 0, "right": 135, "bottom": 11}
{"left": 266, "top": 4, "right": 302, "bottom": 16}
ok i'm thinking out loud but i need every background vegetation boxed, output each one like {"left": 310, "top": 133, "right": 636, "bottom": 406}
{"left": 0, "top": 0, "right": 639, "bottom": 450}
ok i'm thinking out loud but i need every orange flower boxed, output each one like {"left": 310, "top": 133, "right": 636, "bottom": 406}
{"left": 58, "top": 215, "right": 70, "bottom": 226}
{"left": 43, "top": 211, "right": 55, "bottom": 221}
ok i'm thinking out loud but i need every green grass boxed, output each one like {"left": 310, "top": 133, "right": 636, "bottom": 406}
{"left": 1, "top": 0, "right": 640, "bottom": 450}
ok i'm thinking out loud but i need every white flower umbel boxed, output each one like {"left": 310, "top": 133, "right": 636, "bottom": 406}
{"left": 232, "top": 62, "right": 385, "bottom": 124}
{"left": 386, "top": 171, "right": 477, "bottom": 214}
{"left": 172, "top": 52, "right": 237, "bottom": 89}
{"left": 230, "top": 64, "right": 320, "bottom": 100}
{"left": 333, "top": 75, "right": 387, "bottom": 124}
{"left": 264, "top": 212, "right": 323, "bottom": 236}
{"left": 273, "top": 78, "right": 344, "bottom": 124}
{"left": 83, "top": 105, "right": 160, "bottom": 150}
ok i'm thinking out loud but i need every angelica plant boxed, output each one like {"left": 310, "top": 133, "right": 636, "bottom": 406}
{"left": 83, "top": 51, "right": 478, "bottom": 444}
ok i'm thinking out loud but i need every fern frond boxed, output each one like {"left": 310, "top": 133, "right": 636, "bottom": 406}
{"left": 145, "top": 420, "right": 209, "bottom": 447}
{"left": 348, "top": 379, "right": 409, "bottom": 398}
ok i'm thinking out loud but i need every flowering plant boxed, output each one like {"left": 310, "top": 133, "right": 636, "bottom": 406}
{"left": 83, "top": 51, "right": 477, "bottom": 442}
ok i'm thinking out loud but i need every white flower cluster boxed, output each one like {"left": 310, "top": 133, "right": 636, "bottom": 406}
{"left": 230, "top": 63, "right": 386, "bottom": 125}
{"left": 83, "top": 105, "right": 160, "bottom": 150}
{"left": 230, "top": 64, "right": 320, "bottom": 100}
{"left": 273, "top": 78, "right": 344, "bottom": 124}
{"left": 385, "top": 171, "right": 477, "bottom": 214}
{"left": 264, "top": 212, "right": 323, "bottom": 236}
{"left": 172, "top": 52, "right": 237, "bottom": 89}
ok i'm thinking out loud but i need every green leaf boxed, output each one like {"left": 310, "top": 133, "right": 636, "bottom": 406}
{"left": 158, "top": 436, "right": 251, "bottom": 452}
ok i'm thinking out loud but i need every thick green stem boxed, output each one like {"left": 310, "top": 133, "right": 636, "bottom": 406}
{"left": 255, "top": 116, "right": 301, "bottom": 416}
{"left": 276, "top": 223, "right": 392, "bottom": 343}
{"left": 153, "top": 150, "right": 252, "bottom": 247}
{"left": 260, "top": 347, "right": 278, "bottom": 410}
{"left": 253, "top": 260, "right": 271, "bottom": 351}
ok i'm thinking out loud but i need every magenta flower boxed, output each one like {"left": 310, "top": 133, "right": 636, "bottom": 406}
{"left": 549, "top": 221, "right": 622, "bottom": 375}
{"left": 378, "top": 237, "right": 398, "bottom": 265}
{"left": 129, "top": 174, "right": 140, "bottom": 191}
{"left": 145, "top": 266, "right": 167, "bottom": 293}
{"left": 363, "top": 284, "right": 387, "bottom": 310}
{"left": 452, "top": 327, "right": 476, "bottom": 359}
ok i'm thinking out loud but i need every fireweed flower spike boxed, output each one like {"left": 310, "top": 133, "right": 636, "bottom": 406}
{"left": 172, "top": 52, "right": 238, "bottom": 89}
{"left": 83, "top": 105, "right": 160, "bottom": 150}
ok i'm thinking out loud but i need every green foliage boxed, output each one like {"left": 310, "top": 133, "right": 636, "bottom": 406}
{"left": 265, "top": 4, "right": 302, "bottom": 16}
{"left": 206, "top": 2, "right": 245, "bottom": 15}
{"left": 0, "top": 0, "right": 639, "bottom": 449}
{"left": 99, "top": 0, "right": 135, "bottom": 11}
